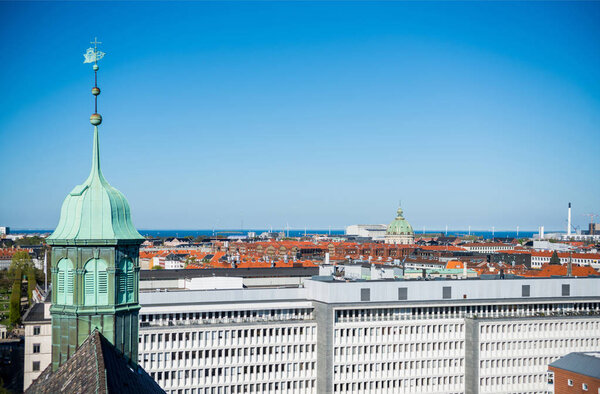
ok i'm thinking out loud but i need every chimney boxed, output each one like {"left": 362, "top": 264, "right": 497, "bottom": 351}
{"left": 567, "top": 202, "right": 572, "bottom": 237}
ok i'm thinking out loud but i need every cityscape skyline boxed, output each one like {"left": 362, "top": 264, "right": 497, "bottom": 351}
{"left": 1, "top": 1, "right": 599, "bottom": 230}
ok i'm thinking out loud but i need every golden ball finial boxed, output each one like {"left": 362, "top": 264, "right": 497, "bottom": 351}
{"left": 90, "top": 113, "right": 102, "bottom": 126}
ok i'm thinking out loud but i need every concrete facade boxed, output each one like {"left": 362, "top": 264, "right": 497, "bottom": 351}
{"left": 136, "top": 277, "right": 600, "bottom": 394}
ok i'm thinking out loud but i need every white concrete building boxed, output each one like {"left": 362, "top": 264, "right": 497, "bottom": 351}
{"left": 530, "top": 252, "right": 600, "bottom": 269}
{"left": 462, "top": 243, "right": 515, "bottom": 253}
{"left": 345, "top": 225, "right": 387, "bottom": 241}
{"left": 139, "top": 288, "right": 318, "bottom": 394}
{"left": 22, "top": 301, "right": 52, "bottom": 391}
{"left": 26, "top": 275, "right": 600, "bottom": 393}
{"left": 136, "top": 276, "right": 600, "bottom": 394}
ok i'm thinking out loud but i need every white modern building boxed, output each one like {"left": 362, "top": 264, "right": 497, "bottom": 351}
{"left": 22, "top": 301, "right": 52, "bottom": 390}
{"left": 345, "top": 224, "right": 387, "bottom": 240}
{"left": 530, "top": 252, "right": 600, "bottom": 269}
{"left": 462, "top": 243, "right": 515, "bottom": 253}
{"left": 25, "top": 275, "right": 600, "bottom": 393}
{"left": 136, "top": 276, "right": 600, "bottom": 394}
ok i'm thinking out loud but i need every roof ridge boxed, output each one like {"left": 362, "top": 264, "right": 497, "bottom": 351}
{"left": 92, "top": 329, "right": 108, "bottom": 394}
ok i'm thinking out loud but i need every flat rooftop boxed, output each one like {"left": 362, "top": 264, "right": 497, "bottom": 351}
{"left": 141, "top": 267, "right": 319, "bottom": 281}
{"left": 139, "top": 276, "right": 600, "bottom": 307}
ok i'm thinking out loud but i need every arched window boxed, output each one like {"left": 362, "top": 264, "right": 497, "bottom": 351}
{"left": 84, "top": 258, "right": 108, "bottom": 305}
{"left": 117, "top": 259, "right": 134, "bottom": 303}
{"left": 56, "top": 258, "right": 74, "bottom": 305}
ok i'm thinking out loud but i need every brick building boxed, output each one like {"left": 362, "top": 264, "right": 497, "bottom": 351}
{"left": 548, "top": 352, "right": 600, "bottom": 393}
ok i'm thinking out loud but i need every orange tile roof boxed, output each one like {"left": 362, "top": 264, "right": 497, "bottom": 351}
{"left": 521, "top": 263, "right": 598, "bottom": 278}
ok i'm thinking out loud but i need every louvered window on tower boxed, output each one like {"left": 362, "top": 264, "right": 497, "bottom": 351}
{"left": 84, "top": 258, "right": 108, "bottom": 306}
{"left": 126, "top": 268, "right": 134, "bottom": 302}
{"left": 56, "top": 258, "right": 74, "bottom": 305}
{"left": 118, "top": 259, "right": 134, "bottom": 303}
{"left": 118, "top": 272, "right": 127, "bottom": 303}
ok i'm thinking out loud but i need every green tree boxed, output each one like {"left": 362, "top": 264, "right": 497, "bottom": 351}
{"left": 549, "top": 251, "right": 561, "bottom": 265}
{"left": 151, "top": 265, "right": 164, "bottom": 270}
{"left": 8, "top": 277, "right": 21, "bottom": 326}
{"left": 15, "top": 236, "right": 44, "bottom": 246}
{"left": 25, "top": 265, "right": 36, "bottom": 305}
{"left": 9, "top": 250, "right": 33, "bottom": 276}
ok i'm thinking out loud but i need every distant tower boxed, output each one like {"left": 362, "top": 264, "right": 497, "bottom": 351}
{"left": 567, "top": 202, "right": 572, "bottom": 237}
{"left": 46, "top": 39, "right": 144, "bottom": 371}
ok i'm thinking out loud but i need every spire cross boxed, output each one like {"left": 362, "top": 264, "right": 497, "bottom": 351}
{"left": 91, "top": 37, "right": 102, "bottom": 50}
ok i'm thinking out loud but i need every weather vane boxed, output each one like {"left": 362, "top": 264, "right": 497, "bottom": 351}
{"left": 83, "top": 37, "right": 106, "bottom": 126}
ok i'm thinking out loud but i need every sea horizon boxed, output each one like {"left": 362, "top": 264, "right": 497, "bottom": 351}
{"left": 9, "top": 228, "right": 559, "bottom": 239}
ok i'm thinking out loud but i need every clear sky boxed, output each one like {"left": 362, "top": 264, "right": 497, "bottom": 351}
{"left": 1, "top": 1, "right": 599, "bottom": 231}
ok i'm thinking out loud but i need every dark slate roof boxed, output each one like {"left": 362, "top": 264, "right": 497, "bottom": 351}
{"left": 26, "top": 330, "right": 164, "bottom": 394}
{"left": 22, "top": 303, "right": 49, "bottom": 323}
{"left": 549, "top": 352, "right": 600, "bottom": 380}
{"left": 141, "top": 266, "right": 319, "bottom": 281}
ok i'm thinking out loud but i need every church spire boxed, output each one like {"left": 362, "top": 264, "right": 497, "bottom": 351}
{"left": 48, "top": 38, "right": 143, "bottom": 371}
{"left": 48, "top": 39, "right": 143, "bottom": 243}
{"left": 85, "top": 38, "right": 107, "bottom": 184}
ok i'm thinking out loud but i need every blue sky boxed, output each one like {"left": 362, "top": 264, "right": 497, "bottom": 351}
{"left": 1, "top": 1, "right": 599, "bottom": 231}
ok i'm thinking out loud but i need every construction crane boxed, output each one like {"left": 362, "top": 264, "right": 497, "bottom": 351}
{"left": 584, "top": 213, "right": 599, "bottom": 224}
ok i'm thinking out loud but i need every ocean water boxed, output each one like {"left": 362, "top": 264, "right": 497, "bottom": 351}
{"left": 13, "top": 229, "right": 547, "bottom": 239}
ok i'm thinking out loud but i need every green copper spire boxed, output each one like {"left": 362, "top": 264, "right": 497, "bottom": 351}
{"left": 47, "top": 39, "right": 143, "bottom": 246}
{"left": 47, "top": 126, "right": 144, "bottom": 244}
{"left": 49, "top": 39, "right": 143, "bottom": 371}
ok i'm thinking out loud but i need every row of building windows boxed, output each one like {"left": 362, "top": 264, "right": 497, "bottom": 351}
{"left": 141, "top": 343, "right": 316, "bottom": 366}
{"left": 335, "top": 302, "right": 600, "bottom": 323}
{"left": 334, "top": 358, "right": 464, "bottom": 377}
{"left": 140, "top": 326, "right": 317, "bottom": 351}
{"left": 333, "top": 375, "right": 464, "bottom": 392}
{"left": 480, "top": 319, "right": 600, "bottom": 335}
{"left": 480, "top": 356, "right": 558, "bottom": 370}
{"left": 480, "top": 373, "right": 544, "bottom": 387}
{"left": 335, "top": 323, "right": 463, "bottom": 340}
{"left": 140, "top": 308, "right": 314, "bottom": 327}
{"left": 334, "top": 341, "right": 464, "bottom": 359}
{"left": 148, "top": 363, "right": 317, "bottom": 388}
{"left": 480, "top": 337, "right": 599, "bottom": 352}
{"left": 163, "top": 379, "right": 317, "bottom": 394}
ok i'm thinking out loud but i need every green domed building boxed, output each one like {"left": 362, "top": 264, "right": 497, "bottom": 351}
{"left": 384, "top": 206, "right": 415, "bottom": 245}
